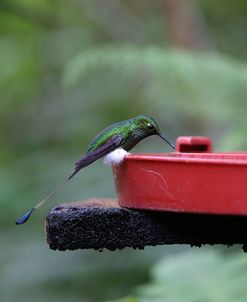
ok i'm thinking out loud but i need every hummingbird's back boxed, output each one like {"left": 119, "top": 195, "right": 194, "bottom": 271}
{"left": 86, "top": 119, "right": 133, "bottom": 152}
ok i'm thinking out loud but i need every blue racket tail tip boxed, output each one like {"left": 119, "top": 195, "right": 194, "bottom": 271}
{"left": 16, "top": 209, "right": 33, "bottom": 225}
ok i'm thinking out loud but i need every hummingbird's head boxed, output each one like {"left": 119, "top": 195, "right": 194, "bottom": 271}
{"left": 134, "top": 115, "right": 175, "bottom": 149}
{"left": 135, "top": 115, "right": 161, "bottom": 135}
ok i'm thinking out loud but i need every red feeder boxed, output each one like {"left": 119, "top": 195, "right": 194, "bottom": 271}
{"left": 113, "top": 136, "right": 247, "bottom": 216}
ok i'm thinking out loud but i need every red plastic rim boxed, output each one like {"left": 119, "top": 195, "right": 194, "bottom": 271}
{"left": 113, "top": 136, "right": 247, "bottom": 216}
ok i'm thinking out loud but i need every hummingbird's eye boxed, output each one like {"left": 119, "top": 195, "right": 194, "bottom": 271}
{"left": 147, "top": 123, "right": 154, "bottom": 130}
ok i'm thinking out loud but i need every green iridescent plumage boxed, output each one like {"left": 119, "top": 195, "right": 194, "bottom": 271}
{"left": 16, "top": 115, "right": 174, "bottom": 225}
{"left": 87, "top": 115, "right": 161, "bottom": 152}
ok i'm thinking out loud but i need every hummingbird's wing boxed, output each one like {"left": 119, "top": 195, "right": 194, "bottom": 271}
{"left": 68, "top": 134, "right": 123, "bottom": 180}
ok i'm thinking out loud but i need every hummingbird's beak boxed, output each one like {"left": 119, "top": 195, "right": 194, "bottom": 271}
{"left": 159, "top": 134, "right": 175, "bottom": 150}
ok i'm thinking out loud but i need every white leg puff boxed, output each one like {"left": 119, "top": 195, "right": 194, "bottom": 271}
{"left": 103, "top": 148, "right": 130, "bottom": 166}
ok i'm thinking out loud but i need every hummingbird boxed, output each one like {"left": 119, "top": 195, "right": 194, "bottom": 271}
{"left": 16, "top": 115, "right": 174, "bottom": 225}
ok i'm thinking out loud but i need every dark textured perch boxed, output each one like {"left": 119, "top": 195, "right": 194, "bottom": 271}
{"left": 46, "top": 199, "right": 247, "bottom": 251}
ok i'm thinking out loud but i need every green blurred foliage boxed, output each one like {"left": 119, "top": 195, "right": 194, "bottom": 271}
{"left": 112, "top": 248, "right": 247, "bottom": 302}
{"left": 0, "top": 0, "right": 247, "bottom": 301}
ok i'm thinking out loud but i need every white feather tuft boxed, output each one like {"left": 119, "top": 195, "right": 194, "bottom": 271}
{"left": 103, "top": 148, "right": 130, "bottom": 166}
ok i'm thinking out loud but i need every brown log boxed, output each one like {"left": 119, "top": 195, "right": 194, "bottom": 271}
{"left": 46, "top": 198, "right": 247, "bottom": 252}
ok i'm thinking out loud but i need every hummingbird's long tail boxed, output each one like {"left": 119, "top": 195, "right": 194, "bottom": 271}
{"left": 15, "top": 151, "right": 105, "bottom": 225}
{"left": 67, "top": 166, "right": 81, "bottom": 180}
{"left": 15, "top": 178, "right": 71, "bottom": 225}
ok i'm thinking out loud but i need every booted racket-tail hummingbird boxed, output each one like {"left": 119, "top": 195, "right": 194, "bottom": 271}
{"left": 16, "top": 115, "right": 174, "bottom": 225}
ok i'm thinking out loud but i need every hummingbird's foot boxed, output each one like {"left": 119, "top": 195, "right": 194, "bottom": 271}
{"left": 103, "top": 148, "right": 130, "bottom": 166}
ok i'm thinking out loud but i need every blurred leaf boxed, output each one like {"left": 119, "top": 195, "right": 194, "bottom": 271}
{"left": 63, "top": 46, "right": 247, "bottom": 148}
{"left": 111, "top": 249, "right": 247, "bottom": 302}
